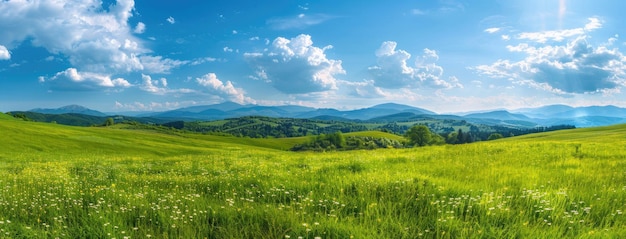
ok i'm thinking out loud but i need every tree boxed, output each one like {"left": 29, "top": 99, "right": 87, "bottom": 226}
{"left": 430, "top": 134, "right": 446, "bottom": 145}
{"left": 446, "top": 132, "right": 459, "bottom": 144}
{"left": 487, "top": 133, "right": 504, "bottom": 140}
{"left": 405, "top": 125, "right": 432, "bottom": 147}
{"left": 104, "top": 117, "right": 115, "bottom": 126}
{"left": 325, "top": 131, "right": 346, "bottom": 149}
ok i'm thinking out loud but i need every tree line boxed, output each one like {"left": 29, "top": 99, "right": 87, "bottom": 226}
{"left": 291, "top": 124, "right": 576, "bottom": 151}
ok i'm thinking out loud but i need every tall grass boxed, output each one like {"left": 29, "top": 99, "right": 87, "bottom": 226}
{"left": 1, "top": 118, "right": 625, "bottom": 238}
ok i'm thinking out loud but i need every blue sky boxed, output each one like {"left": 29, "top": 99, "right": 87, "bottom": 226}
{"left": 2, "top": 0, "right": 626, "bottom": 113}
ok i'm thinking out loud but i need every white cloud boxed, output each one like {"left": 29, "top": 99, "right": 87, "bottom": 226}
{"left": 138, "top": 55, "right": 188, "bottom": 74}
{"left": 475, "top": 33, "right": 626, "bottom": 94}
{"left": 223, "top": 47, "right": 234, "bottom": 52}
{"left": 249, "top": 36, "right": 260, "bottom": 41}
{"left": 196, "top": 73, "right": 254, "bottom": 104}
{"left": 245, "top": 34, "right": 345, "bottom": 94}
{"left": 517, "top": 17, "right": 601, "bottom": 43}
{"left": 368, "top": 41, "right": 462, "bottom": 89}
{"left": 484, "top": 27, "right": 500, "bottom": 34}
{"left": 584, "top": 17, "right": 602, "bottom": 31}
{"left": 267, "top": 14, "right": 335, "bottom": 30}
{"left": 139, "top": 74, "right": 195, "bottom": 95}
{"left": 40, "top": 68, "right": 132, "bottom": 91}
{"left": 134, "top": 22, "right": 146, "bottom": 34}
{"left": 0, "top": 0, "right": 184, "bottom": 78}
{"left": 167, "top": 16, "right": 176, "bottom": 24}
{"left": 0, "top": 45, "right": 9, "bottom": 60}
{"left": 190, "top": 57, "right": 218, "bottom": 65}
{"left": 140, "top": 74, "right": 167, "bottom": 94}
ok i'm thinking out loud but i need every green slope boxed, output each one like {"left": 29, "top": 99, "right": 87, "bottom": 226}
{"left": 2, "top": 117, "right": 626, "bottom": 238}
{"left": 507, "top": 123, "right": 626, "bottom": 143}
{"left": 0, "top": 112, "right": 15, "bottom": 120}
{"left": 0, "top": 116, "right": 317, "bottom": 156}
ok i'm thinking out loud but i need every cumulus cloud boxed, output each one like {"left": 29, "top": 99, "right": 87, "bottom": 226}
{"left": 368, "top": 41, "right": 462, "bottom": 89}
{"left": 166, "top": 16, "right": 176, "bottom": 24}
{"left": 139, "top": 74, "right": 194, "bottom": 95}
{"left": 245, "top": 34, "right": 345, "bottom": 94}
{"left": 39, "top": 68, "right": 132, "bottom": 91}
{"left": 134, "top": 22, "right": 146, "bottom": 34}
{"left": 475, "top": 19, "right": 626, "bottom": 94}
{"left": 0, "top": 0, "right": 184, "bottom": 79}
{"left": 196, "top": 73, "right": 254, "bottom": 104}
{"left": 140, "top": 74, "right": 167, "bottom": 94}
{"left": 267, "top": 14, "right": 335, "bottom": 30}
{"left": 0, "top": 45, "right": 9, "bottom": 60}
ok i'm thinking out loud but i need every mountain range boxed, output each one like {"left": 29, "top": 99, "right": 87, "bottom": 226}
{"left": 19, "top": 102, "right": 626, "bottom": 128}
{"left": 31, "top": 105, "right": 107, "bottom": 117}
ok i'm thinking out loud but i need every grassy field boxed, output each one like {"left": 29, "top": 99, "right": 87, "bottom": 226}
{"left": 1, "top": 115, "right": 625, "bottom": 238}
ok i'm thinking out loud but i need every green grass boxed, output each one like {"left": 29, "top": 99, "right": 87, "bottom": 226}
{"left": 1, "top": 117, "right": 626, "bottom": 238}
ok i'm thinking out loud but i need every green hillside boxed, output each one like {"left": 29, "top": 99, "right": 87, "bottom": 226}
{"left": 1, "top": 118, "right": 625, "bottom": 238}
{"left": 0, "top": 112, "right": 15, "bottom": 120}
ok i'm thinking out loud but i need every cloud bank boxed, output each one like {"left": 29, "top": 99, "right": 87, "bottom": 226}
{"left": 0, "top": 0, "right": 185, "bottom": 89}
{"left": 475, "top": 18, "right": 626, "bottom": 94}
{"left": 245, "top": 34, "right": 345, "bottom": 94}
{"left": 368, "top": 41, "right": 462, "bottom": 89}
{"left": 39, "top": 68, "right": 131, "bottom": 91}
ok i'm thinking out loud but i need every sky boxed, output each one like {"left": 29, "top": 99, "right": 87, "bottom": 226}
{"left": 2, "top": 0, "right": 626, "bottom": 113}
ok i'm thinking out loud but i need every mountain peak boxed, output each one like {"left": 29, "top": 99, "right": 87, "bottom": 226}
{"left": 30, "top": 105, "right": 107, "bottom": 117}
{"left": 370, "top": 103, "right": 435, "bottom": 114}
{"left": 59, "top": 104, "right": 90, "bottom": 111}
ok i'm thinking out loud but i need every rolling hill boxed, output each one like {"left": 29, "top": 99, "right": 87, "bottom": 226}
{"left": 2, "top": 111, "right": 626, "bottom": 238}
{"left": 13, "top": 102, "right": 626, "bottom": 128}
{"left": 31, "top": 104, "right": 107, "bottom": 116}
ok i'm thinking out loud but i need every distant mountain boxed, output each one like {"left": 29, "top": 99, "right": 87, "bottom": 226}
{"left": 371, "top": 103, "right": 436, "bottom": 114}
{"left": 31, "top": 105, "right": 107, "bottom": 117}
{"left": 294, "top": 103, "right": 436, "bottom": 120}
{"left": 25, "top": 102, "right": 626, "bottom": 129}
{"left": 511, "top": 105, "right": 626, "bottom": 127}
{"left": 537, "top": 116, "right": 626, "bottom": 128}
{"left": 295, "top": 108, "right": 343, "bottom": 119}
{"left": 512, "top": 105, "right": 626, "bottom": 119}
{"left": 465, "top": 110, "right": 532, "bottom": 121}
{"left": 512, "top": 104, "right": 574, "bottom": 118}
{"left": 228, "top": 106, "right": 290, "bottom": 118}
{"left": 177, "top": 101, "right": 245, "bottom": 113}
{"left": 143, "top": 102, "right": 438, "bottom": 121}
{"left": 554, "top": 106, "right": 626, "bottom": 118}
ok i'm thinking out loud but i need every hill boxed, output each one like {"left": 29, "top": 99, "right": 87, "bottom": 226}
{"left": 1, "top": 115, "right": 626, "bottom": 238}
{"left": 31, "top": 104, "right": 107, "bottom": 116}
{"left": 8, "top": 111, "right": 169, "bottom": 126}
{"left": 144, "top": 102, "right": 436, "bottom": 121}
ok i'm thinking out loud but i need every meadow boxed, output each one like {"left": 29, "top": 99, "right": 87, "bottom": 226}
{"left": 1, "top": 113, "right": 625, "bottom": 238}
